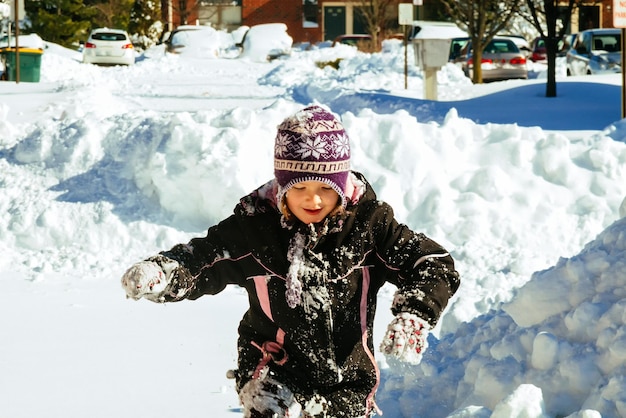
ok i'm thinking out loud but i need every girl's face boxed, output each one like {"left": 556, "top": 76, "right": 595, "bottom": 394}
{"left": 285, "top": 181, "right": 340, "bottom": 224}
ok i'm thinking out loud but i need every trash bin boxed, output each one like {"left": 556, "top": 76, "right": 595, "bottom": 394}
{"left": 0, "top": 47, "right": 43, "bottom": 82}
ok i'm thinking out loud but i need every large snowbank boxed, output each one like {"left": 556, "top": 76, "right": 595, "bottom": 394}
{"left": 1, "top": 34, "right": 626, "bottom": 418}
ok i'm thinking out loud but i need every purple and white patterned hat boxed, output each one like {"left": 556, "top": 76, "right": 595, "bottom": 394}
{"left": 274, "top": 105, "right": 351, "bottom": 207}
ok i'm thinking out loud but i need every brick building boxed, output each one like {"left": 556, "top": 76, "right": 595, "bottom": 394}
{"left": 575, "top": 0, "right": 617, "bottom": 31}
{"left": 160, "top": 0, "right": 395, "bottom": 44}
{"left": 161, "top": 0, "right": 619, "bottom": 45}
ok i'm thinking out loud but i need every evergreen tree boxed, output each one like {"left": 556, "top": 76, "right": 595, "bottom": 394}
{"left": 128, "top": 0, "right": 162, "bottom": 49}
{"left": 25, "top": 0, "right": 95, "bottom": 47}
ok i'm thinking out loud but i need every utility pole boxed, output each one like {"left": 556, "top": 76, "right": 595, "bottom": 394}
{"left": 14, "top": 0, "right": 20, "bottom": 83}
{"left": 613, "top": 0, "right": 626, "bottom": 118}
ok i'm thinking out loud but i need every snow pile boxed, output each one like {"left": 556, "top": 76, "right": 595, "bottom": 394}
{"left": 2, "top": 33, "right": 626, "bottom": 418}
{"left": 5, "top": 96, "right": 625, "bottom": 331}
{"left": 0, "top": 33, "right": 46, "bottom": 49}
{"left": 380, "top": 216, "right": 626, "bottom": 417}
{"left": 0, "top": 2, "right": 10, "bottom": 18}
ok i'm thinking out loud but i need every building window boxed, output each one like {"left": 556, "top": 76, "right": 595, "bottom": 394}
{"left": 304, "top": 0, "right": 319, "bottom": 28}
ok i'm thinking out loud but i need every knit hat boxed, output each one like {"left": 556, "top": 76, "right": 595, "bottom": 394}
{"left": 274, "top": 105, "right": 351, "bottom": 207}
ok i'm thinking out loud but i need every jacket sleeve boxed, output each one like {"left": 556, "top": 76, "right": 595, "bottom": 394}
{"left": 152, "top": 212, "right": 253, "bottom": 302}
{"left": 369, "top": 200, "right": 460, "bottom": 326}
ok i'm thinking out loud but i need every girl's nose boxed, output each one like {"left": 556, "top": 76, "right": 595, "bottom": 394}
{"left": 311, "top": 193, "right": 322, "bottom": 205}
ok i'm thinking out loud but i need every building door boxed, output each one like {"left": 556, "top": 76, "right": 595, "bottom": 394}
{"left": 352, "top": 6, "right": 367, "bottom": 34}
{"left": 324, "top": 6, "right": 346, "bottom": 41}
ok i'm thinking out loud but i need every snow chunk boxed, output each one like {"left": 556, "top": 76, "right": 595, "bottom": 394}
{"left": 491, "top": 384, "right": 550, "bottom": 418}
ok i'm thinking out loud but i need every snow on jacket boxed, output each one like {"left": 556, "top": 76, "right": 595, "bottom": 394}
{"left": 151, "top": 171, "right": 460, "bottom": 416}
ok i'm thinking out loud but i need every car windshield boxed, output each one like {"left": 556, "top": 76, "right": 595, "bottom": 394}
{"left": 92, "top": 33, "right": 127, "bottom": 41}
{"left": 450, "top": 38, "right": 469, "bottom": 59}
{"left": 485, "top": 39, "right": 518, "bottom": 54}
{"left": 591, "top": 34, "right": 621, "bottom": 52}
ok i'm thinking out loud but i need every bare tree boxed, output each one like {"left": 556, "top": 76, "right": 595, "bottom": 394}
{"left": 524, "top": 0, "right": 577, "bottom": 97}
{"left": 348, "top": 0, "right": 402, "bottom": 49}
{"left": 440, "top": 0, "right": 523, "bottom": 83}
{"left": 90, "top": 0, "right": 133, "bottom": 28}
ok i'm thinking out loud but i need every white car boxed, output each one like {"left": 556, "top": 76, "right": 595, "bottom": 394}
{"left": 82, "top": 28, "right": 135, "bottom": 66}
{"left": 566, "top": 28, "right": 621, "bottom": 76}
{"left": 163, "top": 25, "right": 232, "bottom": 58}
{"left": 238, "top": 23, "right": 293, "bottom": 62}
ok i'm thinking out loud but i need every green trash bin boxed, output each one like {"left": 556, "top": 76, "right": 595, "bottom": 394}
{"left": 0, "top": 47, "right": 43, "bottom": 82}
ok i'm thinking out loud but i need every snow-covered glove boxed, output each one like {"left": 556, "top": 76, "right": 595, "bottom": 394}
{"left": 379, "top": 312, "right": 430, "bottom": 365}
{"left": 121, "top": 259, "right": 175, "bottom": 302}
{"left": 240, "top": 375, "right": 302, "bottom": 418}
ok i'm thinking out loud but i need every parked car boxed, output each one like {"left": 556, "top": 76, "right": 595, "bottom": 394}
{"left": 163, "top": 25, "right": 206, "bottom": 54}
{"left": 500, "top": 34, "right": 532, "bottom": 58}
{"left": 82, "top": 28, "right": 135, "bottom": 66}
{"left": 566, "top": 28, "right": 621, "bottom": 76}
{"left": 530, "top": 37, "right": 547, "bottom": 62}
{"left": 162, "top": 25, "right": 225, "bottom": 57}
{"left": 449, "top": 37, "right": 469, "bottom": 61}
{"left": 452, "top": 37, "right": 528, "bottom": 82}
{"left": 530, "top": 35, "right": 576, "bottom": 62}
{"left": 332, "top": 34, "right": 373, "bottom": 49}
{"left": 237, "top": 23, "right": 293, "bottom": 62}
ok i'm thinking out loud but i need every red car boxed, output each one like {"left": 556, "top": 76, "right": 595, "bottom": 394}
{"left": 530, "top": 37, "right": 547, "bottom": 63}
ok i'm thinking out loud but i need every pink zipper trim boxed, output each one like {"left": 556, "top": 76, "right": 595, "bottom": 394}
{"left": 360, "top": 267, "right": 383, "bottom": 416}
{"left": 251, "top": 275, "right": 287, "bottom": 379}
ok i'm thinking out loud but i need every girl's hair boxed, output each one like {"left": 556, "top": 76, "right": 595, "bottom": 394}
{"left": 280, "top": 194, "right": 345, "bottom": 222}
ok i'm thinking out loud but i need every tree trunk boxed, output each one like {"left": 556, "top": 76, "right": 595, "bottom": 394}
{"left": 473, "top": 48, "right": 483, "bottom": 83}
{"left": 545, "top": 37, "right": 559, "bottom": 97}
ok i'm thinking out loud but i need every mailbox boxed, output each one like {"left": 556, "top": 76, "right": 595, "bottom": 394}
{"left": 413, "top": 38, "right": 452, "bottom": 68}
{"left": 412, "top": 26, "right": 457, "bottom": 100}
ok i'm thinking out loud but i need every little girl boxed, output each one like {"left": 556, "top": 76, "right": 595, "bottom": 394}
{"left": 121, "top": 105, "right": 460, "bottom": 418}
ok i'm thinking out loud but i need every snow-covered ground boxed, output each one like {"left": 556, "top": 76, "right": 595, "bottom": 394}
{"left": 1, "top": 34, "right": 626, "bottom": 418}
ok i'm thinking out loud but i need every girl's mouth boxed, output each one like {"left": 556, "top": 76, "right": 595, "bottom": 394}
{"left": 304, "top": 208, "right": 322, "bottom": 215}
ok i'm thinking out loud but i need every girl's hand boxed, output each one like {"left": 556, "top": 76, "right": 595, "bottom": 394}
{"left": 239, "top": 375, "right": 302, "bottom": 418}
{"left": 379, "top": 312, "right": 430, "bottom": 365}
{"left": 121, "top": 261, "right": 170, "bottom": 302}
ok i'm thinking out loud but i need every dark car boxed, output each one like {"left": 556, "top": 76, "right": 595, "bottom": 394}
{"left": 332, "top": 34, "right": 373, "bottom": 50}
{"left": 530, "top": 36, "right": 574, "bottom": 62}
{"left": 452, "top": 37, "right": 528, "bottom": 82}
{"left": 530, "top": 37, "right": 547, "bottom": 63}
{"left": 449, "top": 37, "right": 469, "bottom": 61}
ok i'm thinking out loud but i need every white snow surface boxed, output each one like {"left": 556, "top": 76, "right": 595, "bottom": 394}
{"left": 2, "top": 35, "right": 626, "bottom": 418}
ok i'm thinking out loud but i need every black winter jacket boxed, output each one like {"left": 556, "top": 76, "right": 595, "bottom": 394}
{"left": 154, "top": 172, "right": 460, "bottom": 417}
